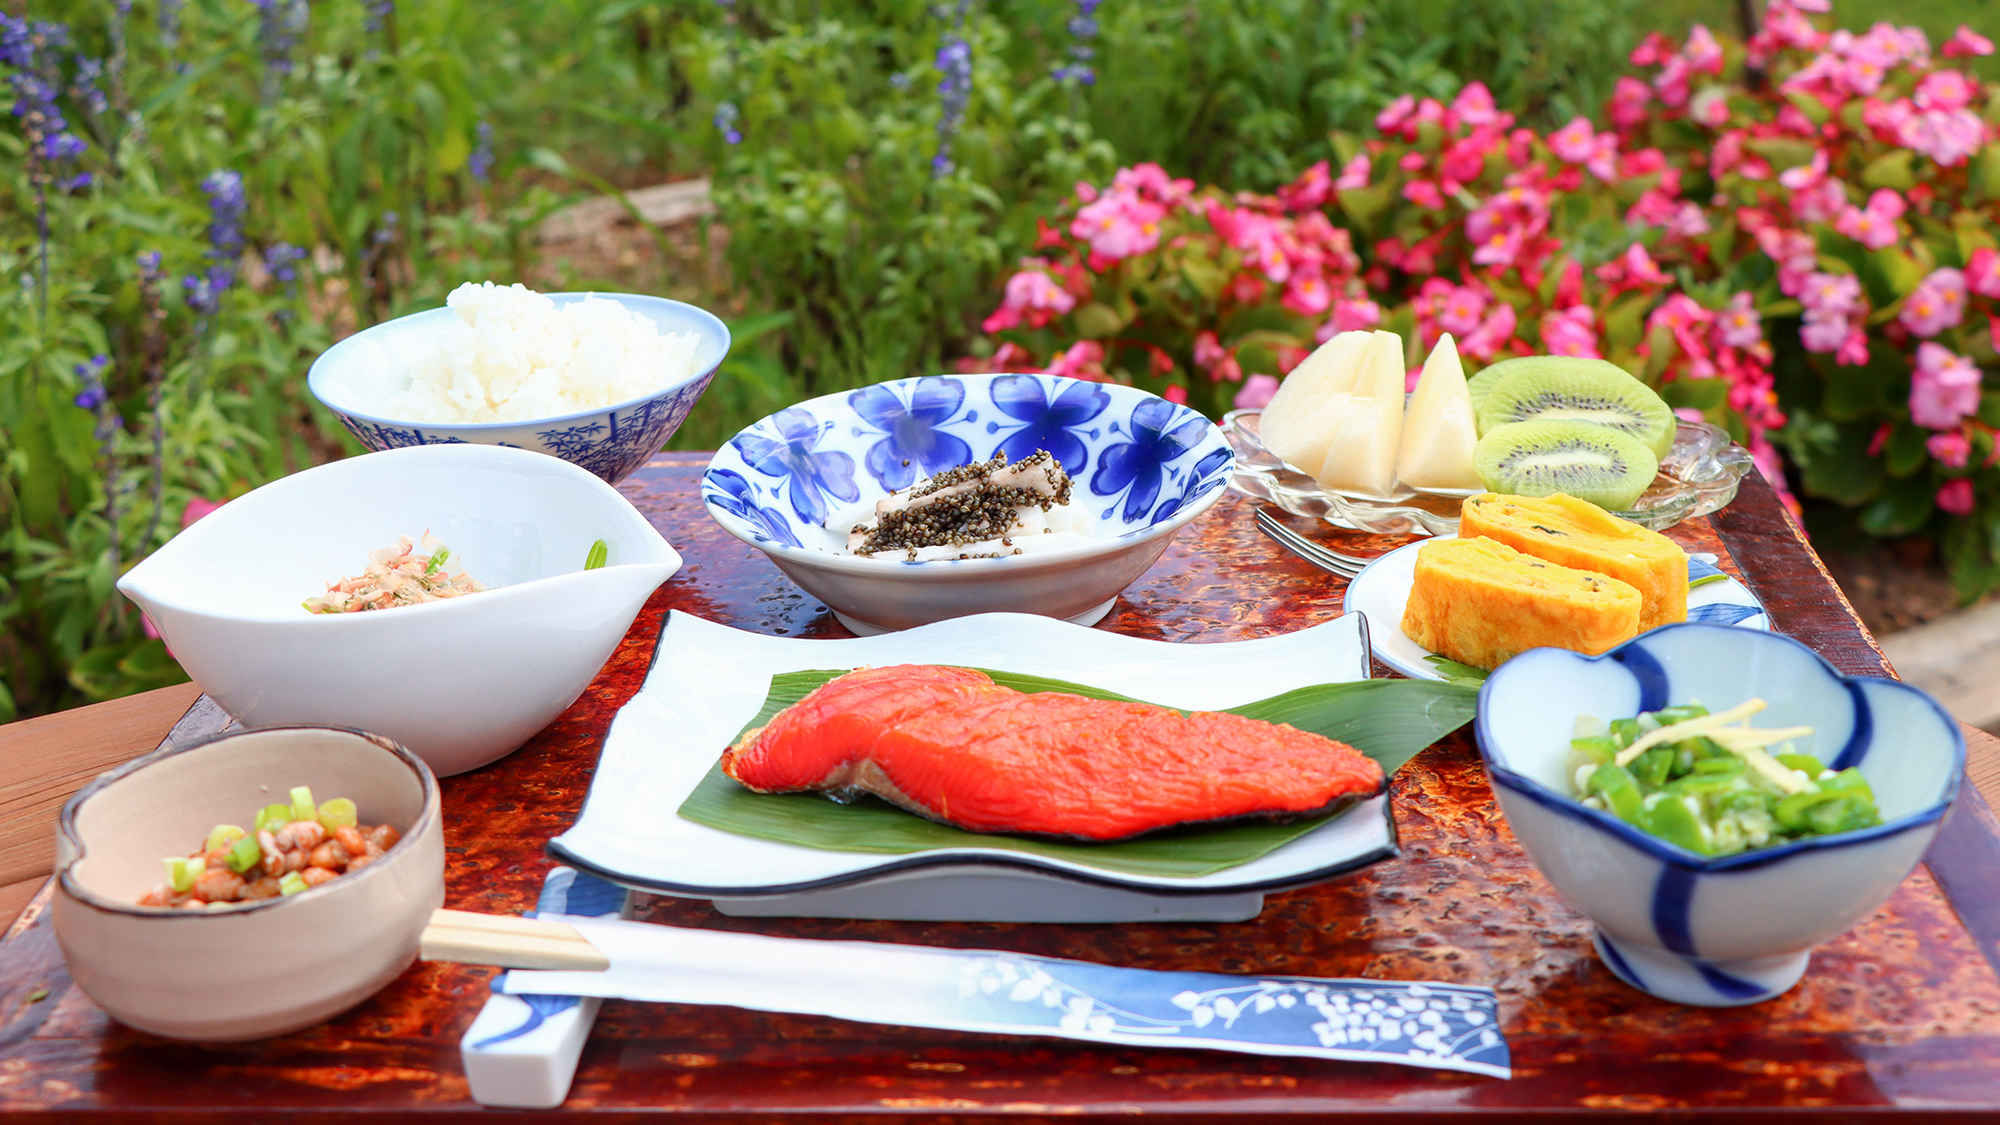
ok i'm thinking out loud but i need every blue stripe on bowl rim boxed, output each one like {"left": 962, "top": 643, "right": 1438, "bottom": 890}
{"left": 1473, "top": 624, "right": 1964, "bottom": 873}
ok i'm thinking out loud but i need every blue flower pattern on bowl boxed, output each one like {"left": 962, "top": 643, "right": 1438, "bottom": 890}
{"left": 728, "top": 407, "right": 862, "bottom": 526}
{"left": 1091, "top": 396, "right": 1221, "bottom": 524}
{"left": 987, "top": 374, "right": 1112, "bottom": 475}
{"left": 850, "top": 377, "right": 973, "bottom": 492}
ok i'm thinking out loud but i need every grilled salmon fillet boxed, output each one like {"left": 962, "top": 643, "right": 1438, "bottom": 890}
{"left": 719, "top": 665, "right": 1383, "bottom": 841}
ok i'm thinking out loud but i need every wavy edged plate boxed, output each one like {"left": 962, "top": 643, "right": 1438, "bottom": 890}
{"left": 1342, "top": 537, "right": 1772, "bottom": 682}
{"left": 1223, "top": 410, "right": 1755, "bottom": 535}
{"left": 550, "top": 611, "right": 1416, "bottom": 903}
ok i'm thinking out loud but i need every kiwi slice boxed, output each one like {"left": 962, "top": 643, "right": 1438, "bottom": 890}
{"left": 1473, "top": 419, "right": 1660, "bottom": 512}
{"left": 1465, "top": 364, "right": 1506, "bottom": 427}
{"left": 1475, "top": 357, "right": 1676, "bottom": 458}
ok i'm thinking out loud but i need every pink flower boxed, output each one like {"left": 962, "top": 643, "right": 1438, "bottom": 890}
{"left": 181, "top": 496, "right": 225, "bottom": 528}
{"left": 1401, "top": 178, "right": 1447, "bottom": 210}
{"left": 1909, "top": 342, "right": 1984, "bottom": 429}
{"left": 1630, "top": 32, "right": 1674, "bottom": 67}
{"left": 1334, "top": 153, "right": 1371, "bottom": 191}
{"left": 1278, "top": 160, "right": 1332, "bottom": 213}
{"left": 1044, "top": 340, "right": 1106, "bottom": 382}
{"left": 1900, "top": 108, "right": 1987, "bottom": 166}
{"left": 1966, "top": 247, "right": 2000, "bottom": 299}
{"left": 1070, "top": 193, "right": 1167, "bottom": 261}
{"left": 1833, "top": 191, "right": 1902, "bottom": 250}
{"left": 1459, "top": 302, "right": 1518, "bottom": 362}
{"left": 1234, "top": 373, "right": 1280, "bottom": 410}
{"left": 1899, "top": 267, "right": 1968, "bottom": 336}
{"left": 1112, "top": 163, "right": 1195, "bottom": 204}
{"left": 1684, "top": 25, "right": 1724, "bottom": 74}
{"left": 1193, "top": 330, "right": 1227, "bottom": 371}
{"left": 1937, "top": 478, "right": 1976, "bottom": 516}
{"left": 1654, "top": 56, "right": 1693, "bottom": 108}
{"left": 1328, "top": 298, "right": 1382, "bottom": 336}
{"left": 1540, "top": 305, "right": 1601, "bottom": 358}
{"left": 1163, "top": 383, "right": 1190, "bottom": 405}
{"left": 1692, "top": 88, "right": 1732, "bottom": 128}
{"left": 1440, "top": 135, "right": 1490, "bottom": 185}
{"left": 1451, "top": 81, "right": 1503, "bottom": 127}
{"left": 1928, "top": 431, "right": 1973, "bottom": 469}
{"left": 1915, "top": 69, "right": 1978, "bottom": 112}
{"left": 1944, "top": 26, "right": 1996, "bottom": 58}
{"left": 1716, "top": 291, "right": 1764, "bottom": 349}
{"left": 1836, "top": 327, "right": 1870, "bottom": 366}
{"left": 1376, "top": 95, "right": 1418, "bottom": 135}
{"left": 1206, "top": 203, "right": 1292, "bottom": 282}
{"left": 1281, "top": 269, "right": 1333, "bottom": 317}
{"left": 1799, "top": 310, "right": 1850, "bottom": 353}
{"left": 1436, "top": 285, "right": 1490, "bottom": 336}
{"left": 1609, "top": 76, "right": 1653, "bottom": 128}
{"left": 1548, "top": 117, "right": 1599, "bottom": 164}
{"left": 1800, "top": 271, "right": 1864, "bottom": 317}
{"left": 981, "top": 265, "right": 1077, "bottom": 334}
{"left": 1595, "top": 242, "right": 1672, "bottom": 289}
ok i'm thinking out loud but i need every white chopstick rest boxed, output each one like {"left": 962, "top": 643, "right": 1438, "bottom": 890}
{"left": 456, "top": 868, "right": 631, "bottom": 1110}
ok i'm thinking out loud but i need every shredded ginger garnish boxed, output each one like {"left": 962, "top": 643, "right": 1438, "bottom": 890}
{"left": 304, "top": 532, "right": 485, "bottom": 614}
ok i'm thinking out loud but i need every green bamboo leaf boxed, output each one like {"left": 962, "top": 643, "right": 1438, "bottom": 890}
{"left": 678, "top": 669, "right": 1476, "bottom": 877}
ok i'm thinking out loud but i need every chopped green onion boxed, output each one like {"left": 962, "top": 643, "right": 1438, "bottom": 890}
{"left": 317, "top": 797, "right": 358, "bottom": 830}
{"left": 584, "top": 539, "right": 608, "bottom": 570}
{"left": 165, "top": 856, "right": 204, "bottom": 893}
{"left": 426, "top": 548, "right": 450, "bottom": 575}
{"left": 1689, "top": 572, "right": 1731, "bottom": 589}
{"left": 225, "top": 833, "right": 263, "bottom": 874}
{"left": 278, "top": 871, "right": 308, "bottom": 896}
{"left": 255, "top": 803, "right": 292, "bottom": 832}
{"left": 205, "top": 825, "right": 246, "bottom": 853}
{"left": 290, "top": 786, "right": 316, "bottom": 823}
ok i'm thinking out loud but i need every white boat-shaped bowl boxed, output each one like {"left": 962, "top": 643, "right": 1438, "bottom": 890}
{"left": 117, "top": 444, "right": 681, "bottom": 776}
{"left": 701, "top": 373, "right": 1235, "bottom": 634}
{"left": 307, "top": 292, "right": 729, "bottom": 485}
{"left": 1475, "top": 624, "right": 1962, "bottom": 1006}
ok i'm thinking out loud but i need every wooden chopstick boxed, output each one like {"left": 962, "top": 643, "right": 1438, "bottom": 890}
{"left": 419, "top": 908, "right": 610, "bottom": 971}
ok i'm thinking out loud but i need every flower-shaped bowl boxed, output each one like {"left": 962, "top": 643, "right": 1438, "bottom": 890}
{"left": 1224, "top": 412, "right": 1754, "bottom": 535}
{"left": 701, "top": 373, "right": 1235, "bottom": 634}
{"left": 117, "top": 443, "right": 681, "bottom": 776}
{"left": 307, "top": 292, "right": 729, "bottom": 485}
{"left": 54, "top": 726, "right": 443, "bottom": 1041}
{"left": 1475, "top": 624, "right": 1962, "bottom": 1006}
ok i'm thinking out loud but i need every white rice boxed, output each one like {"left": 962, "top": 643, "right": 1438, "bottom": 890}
{"left": 384, "top": 282, "right": 699, "bottom": 424}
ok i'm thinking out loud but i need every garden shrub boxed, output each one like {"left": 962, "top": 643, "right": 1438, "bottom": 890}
{"left": 974, "top": 2, "right": 2000, "bottom": 602}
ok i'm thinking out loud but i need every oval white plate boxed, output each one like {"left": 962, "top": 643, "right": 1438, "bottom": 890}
{"left": 1342, "top": 536, "right": 1771, "bottom": 681}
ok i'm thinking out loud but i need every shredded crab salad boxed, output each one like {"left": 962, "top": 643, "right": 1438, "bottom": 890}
{"left": 304, "top": 532, "right": 485, "bottom": 614}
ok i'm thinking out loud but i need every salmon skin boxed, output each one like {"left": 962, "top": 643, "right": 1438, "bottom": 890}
{"left": 719, "top": 665, "right": 1385, "bottom": 842}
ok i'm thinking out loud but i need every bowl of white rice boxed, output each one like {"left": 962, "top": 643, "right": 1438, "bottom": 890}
{"left": 307, "top": 283, "right": 729, "bottom": 484}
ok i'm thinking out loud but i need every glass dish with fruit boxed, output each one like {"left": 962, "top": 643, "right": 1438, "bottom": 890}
{"left": 1224, "top": 331, "right": 1753, "bottom": 534}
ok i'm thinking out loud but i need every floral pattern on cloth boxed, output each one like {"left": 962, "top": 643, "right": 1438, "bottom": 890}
{"left": 955, "top": 954, "right": 1509, "bottom": 1077}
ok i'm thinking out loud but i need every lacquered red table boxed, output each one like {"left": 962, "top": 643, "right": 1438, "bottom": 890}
{"left": 3, "top": 454, "right": 1998, "bottom": 1122}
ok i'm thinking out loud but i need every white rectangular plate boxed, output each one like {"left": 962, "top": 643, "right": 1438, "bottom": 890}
{"left": 549, "top": 611, "right": 1394, "bottom": 915}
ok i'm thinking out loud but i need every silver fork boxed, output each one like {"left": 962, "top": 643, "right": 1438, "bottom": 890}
{"left": 1253, "top": 507, "right": 1377, "bottom": 578}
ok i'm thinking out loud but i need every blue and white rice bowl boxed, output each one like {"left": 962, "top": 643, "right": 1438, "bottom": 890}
{"left": 307, "top": 293, "right": 729, "bottom": 485}
{"left": 702, "top": 373, "right": 1235, "bottom": 634}
{"left": 1475, "top": 624, "right": 1962, "bottom": 1007}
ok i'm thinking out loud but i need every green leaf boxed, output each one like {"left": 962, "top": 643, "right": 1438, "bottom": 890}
{"left": 1661, "top": 379, "right": 1728, "bottom": 413}
{"left": 1972, "top": 145, "right": 2000, "bottom": 204}
{"left": 1337, "top": 185, "right": 1393, "bottom": 228}
{"left": 1859, "top": 474, "right": 1935, "bottom": 537}
{"left": 1422, "top": 655, "right": 1489, "bottom": 686}
{"left": 677, "top": 669, "right": 1478, "bottom": 877}
{"left": 1884, "top": 423, "right": 1929, "bottom": 478}
{"left": 1861, "top": 150, "right": 1916, "bottom": 191}
{"left": 1072, "top": 302, "right": 1124, "bottom": 339}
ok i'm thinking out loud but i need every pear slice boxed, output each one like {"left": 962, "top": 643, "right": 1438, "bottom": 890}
{"left": 1312, "top": 330, "right": 1405, "bottom": 497}
{"left": 1395, "top": 333, "right": 1482, "bottom": 490}
{"left": 1257, "top": 331, "right": 1374, "bottom": 477}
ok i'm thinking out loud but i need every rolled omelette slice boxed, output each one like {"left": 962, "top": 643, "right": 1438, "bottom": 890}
{"left": 1459, "top": 491, "right": 1688, "bottom": 630}
{"left": 719, "top": 665, "right": 1384, "bottom": 841}
{"left": 1401, "top": 536, "right": 1642, "bottom": 671}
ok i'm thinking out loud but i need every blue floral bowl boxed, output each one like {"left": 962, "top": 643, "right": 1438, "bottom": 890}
{"left": 307, "top": 292, "right": 729, "bottom": 485}
{"left": 1476, "top": 624, "right": 1962, "bottom": 1007}
{"left": 702, "top": 373, "right": 1235, "bottom": 634}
